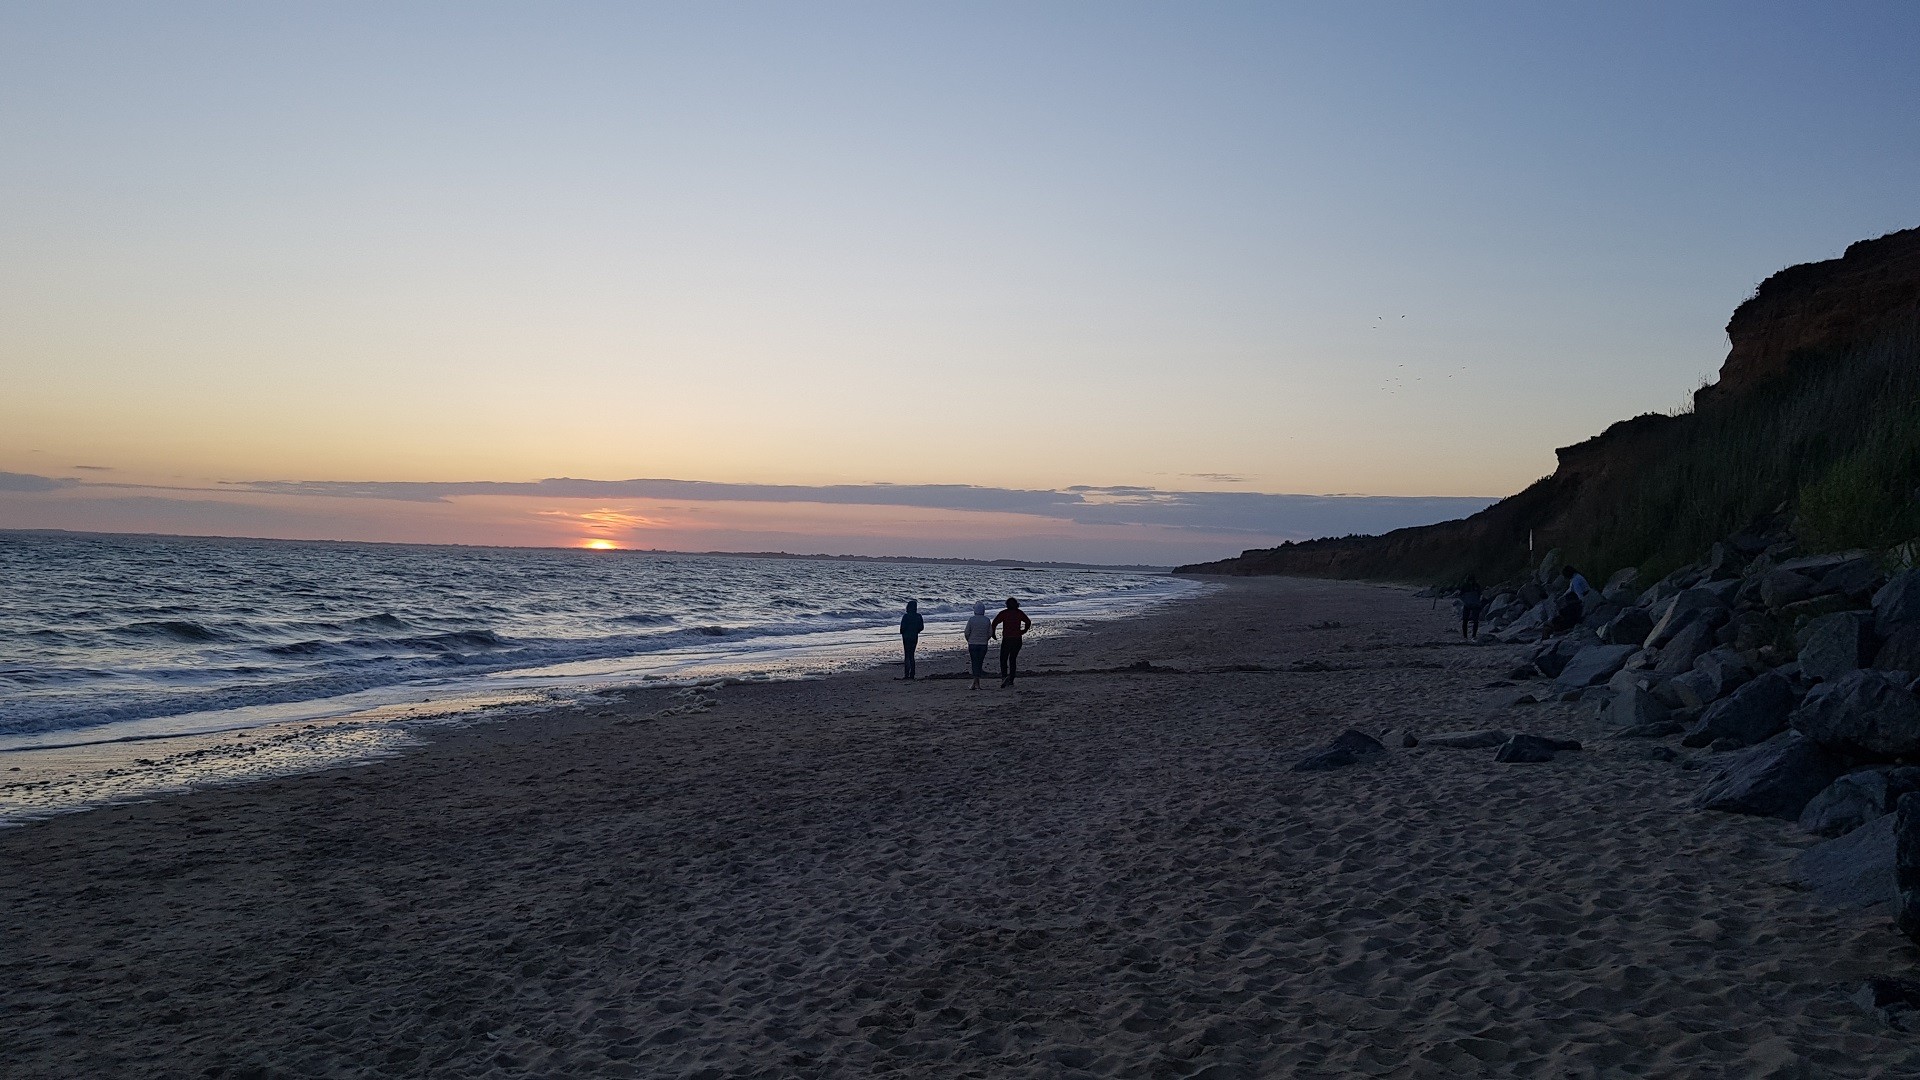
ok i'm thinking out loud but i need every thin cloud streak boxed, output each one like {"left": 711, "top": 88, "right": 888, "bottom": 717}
{"left": 223, "top": 476, "right": 1495, "bottom": 537}
{"left": 0, "top": 471, "right": 1500, "bottom": 560}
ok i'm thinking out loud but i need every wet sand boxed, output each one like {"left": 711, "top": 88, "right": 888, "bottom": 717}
{"left": 3, "top": 577, "right": 1915, "bottom": 1078}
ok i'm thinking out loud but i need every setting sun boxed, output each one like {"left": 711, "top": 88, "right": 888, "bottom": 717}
{"left": 580, "top": 539, "right": 618, "bottom": 551}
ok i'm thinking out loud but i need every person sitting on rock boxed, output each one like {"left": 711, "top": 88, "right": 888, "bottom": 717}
{"left": 1550, "top": 565, "right": 1591, "bottom": 633}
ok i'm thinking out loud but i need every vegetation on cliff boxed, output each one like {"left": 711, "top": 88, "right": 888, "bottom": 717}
{"left": 1179, "top": 228, "right": 1920, "bottom": 585}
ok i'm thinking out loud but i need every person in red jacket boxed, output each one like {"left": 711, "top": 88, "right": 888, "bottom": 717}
{"left": 990, "top": 597, "right": 1032, "bottom": 688}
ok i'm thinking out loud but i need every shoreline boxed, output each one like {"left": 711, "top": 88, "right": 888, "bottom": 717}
{"left": 1, "top": 580, "right": 1204, "bottom": 827}
{"left": 5, "top": 577, "right": 1914, "bottom": 1077}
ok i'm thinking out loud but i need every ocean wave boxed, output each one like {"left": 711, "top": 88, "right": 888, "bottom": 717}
{"left": 2, "top": 534, "right": 1195, "bottom": 739}
{"left": 113, "top": 620, "right": 227, "bottom": 642}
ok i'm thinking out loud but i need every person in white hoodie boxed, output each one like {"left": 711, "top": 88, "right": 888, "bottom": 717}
{"left": 962, "top": 601, "right": 994, "bottom": 690}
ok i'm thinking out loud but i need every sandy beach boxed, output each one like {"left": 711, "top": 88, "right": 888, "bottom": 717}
{"left": 4, "top": 577, "right": 1915, "bottom": 1078}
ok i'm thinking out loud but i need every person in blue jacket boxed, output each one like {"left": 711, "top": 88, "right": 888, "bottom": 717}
{"left": 899, "top": 600, "right": 924, "bottom": 680}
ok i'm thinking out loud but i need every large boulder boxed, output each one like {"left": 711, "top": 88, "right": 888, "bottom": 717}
{"left": 1536, "top": 550, "right": 1563, "bottom": 588}
{"left": 1875, "top": 570, "right": 1920, "bottom": 637}
{"left": 1780, "top": 593, "right": 1870, "bottom": 625}
{"left": 1791, "top": 669, "right": 1920, "bottom": 758}
{"left": 1667, "top": 669, "right": 1721, "bottom": 710}
{"left": 1777, "top": 552, "right": 1866, "bottom": 579}
{"left": 1692, "top": 733, "right": 1849, "bottom": 819}
{"left": 1495, "top": 734, "right": 1581, "bottom": 763}
{"left": 1646, "top": 589, "right": 1727, "bottom": 648}
{"left": 1292, "top": 728, "right": 1387, "bottom": 772}
{"left": 1503, "top": 599, "right": 1555, "bottom": 638}
{"left": 1554, "top": 644, "right": 1637, "bottom": 691}
{"left": 1798, "top": 612, "right": 1872, "bottom": 683}
{"left": 1897, "top": 793, "right": 1920, "bottom": 942}
{"left": 1874, "top": 625, "right": 1920, "bottom": 674}
{"left": 1760, "top": 569, "right": 1819, "bottom": 610}
{"left": 1682, "top": 671, "right": 1796, "bottom": 749}
{"left": 1723, "top": 610, "right": 1778, "bottom": 652}
{"left": 1792, "top": 812, "right": 1899, "bottom": 908}
{"left": 1703, "top": 542, "right": 1747, "bottom": 581}
{"left": 1607, "top": 685, "right": 1672, "bottom": 730}
{"left": 1578, "top": 601, "right": 1622, "bottom": 632}
{"left": 1800, "top": 767, "right": 1920, "bottom": 837}
{"left": 1693, "top": 647, "right": 1756, "bottom": 697}
{"left": 1601, "top": 607, "right": 1655, "bottom": 647}
{"left": 1601, "top": 567, "right": 1641, "bottom": 605}
{"left": 1655, "top": 619, "right": 1720, "bottom": 675}
{"left": 1822, "top": 557, "right": 1886, "bottom": 602}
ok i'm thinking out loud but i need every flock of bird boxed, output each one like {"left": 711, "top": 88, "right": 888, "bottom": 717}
{"left": 1370, "top": 314, "right": 1469, "bottom": 395}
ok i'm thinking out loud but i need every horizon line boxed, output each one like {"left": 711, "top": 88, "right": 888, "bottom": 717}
{"left": 0, "top": 526, "right": 1181, "bottom": 572}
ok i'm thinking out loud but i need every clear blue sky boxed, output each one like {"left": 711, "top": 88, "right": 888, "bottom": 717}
{"left": 1, "top": 2, "right": 1915, "bottom": 561}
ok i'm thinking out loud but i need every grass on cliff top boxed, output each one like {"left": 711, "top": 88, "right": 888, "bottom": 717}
{"left": 1554, "top": 318, "right": 1920, "bottom": 584}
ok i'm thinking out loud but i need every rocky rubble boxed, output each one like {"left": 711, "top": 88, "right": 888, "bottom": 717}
{"left": 1466, "top": 533, "right": 1920, "bottom": 945}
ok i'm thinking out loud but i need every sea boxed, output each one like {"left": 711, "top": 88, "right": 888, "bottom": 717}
{"left": 0, "top": 531, "right": 1200, "bottom": 823}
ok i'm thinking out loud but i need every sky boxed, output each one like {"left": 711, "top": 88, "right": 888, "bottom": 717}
{"left": 2, "top": 2, "right": 1916, "bottom": 564}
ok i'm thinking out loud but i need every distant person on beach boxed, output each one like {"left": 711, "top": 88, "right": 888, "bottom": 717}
{"left": 963, "top": 601, "right": 993, "bottom": 690}
{"left": 991, "top": 597, "right": 1032, "bottom": 688}
{"left": 899, "top": 600, "right": 923, "bottom": 680}
{"left": 1458, "top": 575, "right": 1483, "bottom": 640}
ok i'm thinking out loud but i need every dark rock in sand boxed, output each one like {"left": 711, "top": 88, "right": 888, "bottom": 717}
{"left": 1693, "top": 733, "right": 1848, "bottom": 819}
{"left": 1616, "top": 720, "right": 1685, "bottom": 739}
{"left": 1854, "top": 975, "right": 1920, "bottom": 1030}
{"left": 1380, "top": 728, "right": 1418, "bottom": 748}
{"left": 1792, "top": 812, "right": 1898, "bottom": 908}
{"left": 1643, "top": 745, "right": 1680, "bottom": 762}
{"left": 1799, "top": 767, "right": 1920, "bottom": 837}
{"left": 1682, "top": 671, "right": 1795, "bottom": 749}
{"left": 1554, "top": 644, "right": 1637, "bottom": 691}
{"left": 1791, "top": 669, "right": 1920, "bottom": 758}
{"left": 1797, "top": 612, "right": 1872, "bottom": 683}
{"left": 1874, "top": 570, "right": 1920, "bottom": 637}
{"left": 1423, "top": 730, "right": 1510, "bottom": 749}
{"left": 1897, "top": 793, "right": 1920, "bottom": 943}
{"left": 1495, "top": 733, "right": 1580, "bottom": 763}
{"left": 1291, "top": 728, "right": 1388, "bottom": 772}
{"left": 1530, "top": 644, "right": 1570, "bottom": 679}
{"left": 1607, "top": 686, "right": 1671, "bottom": 730}
{"left": 1600, "top": 607, "right": 1655, "bottom": 648}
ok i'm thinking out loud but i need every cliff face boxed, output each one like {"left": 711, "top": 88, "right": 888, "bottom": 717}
{"left": 1180, "top": 227, "right": 1920, "bottom": 582}
{"left": 1702, "top": 227, "right": 1920, "bottom": 408}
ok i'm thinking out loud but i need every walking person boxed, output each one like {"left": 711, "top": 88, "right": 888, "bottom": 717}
{"left": 1458, "top": 574, "right": 1483, "bottom": 640}
{"left": 991, "top": 597, "right": 1031, "bottom": 688}
{"left": 963, "top": 601, "right": 993, "bottom": 690}
{"left": 899, "top": 600, "right": 923, "bottom": 680}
